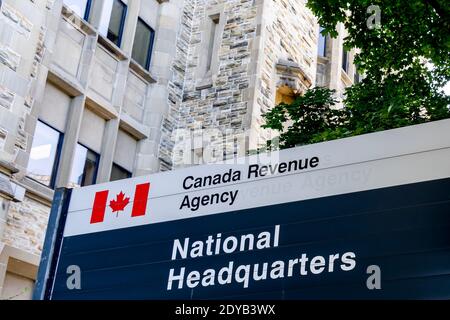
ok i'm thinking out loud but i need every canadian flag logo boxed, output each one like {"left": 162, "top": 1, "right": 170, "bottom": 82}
{"left": 90, "top": 183, "right": 151, "bottom": 224}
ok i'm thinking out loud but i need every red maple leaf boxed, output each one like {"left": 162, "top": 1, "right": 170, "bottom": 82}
{"left": 109, "top": 191, "right": 130, "bottom": 217}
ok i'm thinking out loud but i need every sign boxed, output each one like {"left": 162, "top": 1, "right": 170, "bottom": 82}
{"left": 34, "top": 120, "right": 450, "bottom": 299}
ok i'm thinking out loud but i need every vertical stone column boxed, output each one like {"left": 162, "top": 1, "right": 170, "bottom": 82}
{"left": 135, "top": 0, "right": 184, "bottom": 175}
{"left": 120, "top": 0, "right": 141, "bottom": 56}
{"left": 326, "top": 23, "right": 345, "bottom": 93}
{"left": 246, "top": 0, "right": 269, "bottom": 152}
{"left": 95, "top": 53, "right": 129, "bottom": 182}
{"left": 88, "top": 0, "right": 114, "bottom": 37}
{"left": 55, "top": 95, "right": 85, "bottom": 188}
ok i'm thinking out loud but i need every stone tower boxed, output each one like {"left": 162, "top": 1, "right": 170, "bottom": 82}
{"left": 0, "top": 0, "right": 356, "bottom": 297}
{"left": 159, "top": 0, "right": 319, "bottom": 170}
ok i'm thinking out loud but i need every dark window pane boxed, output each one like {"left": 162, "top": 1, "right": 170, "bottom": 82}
{"left": 342, "top": 49, "right": 349, "bottom": 73}
{"left": 318, "top": 27, "right": 326, "bottom": 57}
{"left": 132, "top": 19, "right": 155, "bottom": 69}
{"left": 70, "top": 144, "right": 99, "bottom": 188}
{"left": 83, "top": 149, "right": 99, "bottom": 186}
{"left": 107, "top": 0, "right": 126, "bottom": 46}
{"left": 110, "top": 164, "right": 132, "bottom": 182}
{"left": 27, "top": 121, "right": 62, "bottom": 187}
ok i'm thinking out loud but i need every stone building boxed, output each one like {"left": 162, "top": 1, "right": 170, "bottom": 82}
{"left": 0, "top": 0, "right": 356, "bottom": 299}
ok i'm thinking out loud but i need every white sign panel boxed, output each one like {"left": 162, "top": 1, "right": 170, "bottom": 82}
{"left": 64, "top": 120, "right": 450, "bottom": 237}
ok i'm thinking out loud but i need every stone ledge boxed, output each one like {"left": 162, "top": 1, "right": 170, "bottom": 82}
{"left": 317, "top": 55, "right": 330, "bottom": 64}
{"left": 0, "top": 160, "right": 19, "bottom": 175}
{"left": 120, "top": 113, "right": 150, "bottom": 140}
{"left": 17, "top": 177, "right": 54, "bottom": 206}
{"left": 276, "top": 59, "right": 313, "bottom": 89}
{"left": 61, "top": 5, "right": 97, "bottom": 36}
{"left": 195, "top": 78, "right": 213, "bottom": 91}
{"left": 97, "top": 35, "right": 128, "bottom": 61}
{"left": 129, "top": 59, "right": 156, "bottom": 84}
{"left": 47, "top": 68, "right": 84, "bottom": 97}
{"left": 84, "top": 95, "right": 119, "bottom": 121}
{"left": 0, "top": 244, "right": 40, "bottom": 280}
{"left": 0, "top": 176, "right": 25, "bottom": 202}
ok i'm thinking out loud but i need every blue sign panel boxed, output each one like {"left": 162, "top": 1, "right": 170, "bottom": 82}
{"left": 48, "top": 178, "right": 450, "bottom": 300}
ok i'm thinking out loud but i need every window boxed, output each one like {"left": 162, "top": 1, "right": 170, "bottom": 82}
{"left": 107, "top": 0, "right": 127, "bottom": 47}
{"left": 63, "top": 0, "right": 93, "bottom": 20}
{"left": 342, "top": 49, "right": 349, "bottom": 73}
{"left": 317, "top": 27, "right": 327, "bottom": 57}
{"left": 132, "top": 18, "right": 155, "bottom": 70}
{"left": 27, "top": 121, "right": 63, "bottom": 188}
{"left": 206, "top": 15, "right": 220, "bottom": 72}
{"left": 70, "top": 144, "right": 99, "bottom": 187}
{"left": 110, "top": 163, "right": 132, "bottom": 182}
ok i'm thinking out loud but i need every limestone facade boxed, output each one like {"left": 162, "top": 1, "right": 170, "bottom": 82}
{"left": 0, "top": 0, "right": 356, "bottom": 299}
{"left": 160, "top": 0, "right": 323, "bottom": 169}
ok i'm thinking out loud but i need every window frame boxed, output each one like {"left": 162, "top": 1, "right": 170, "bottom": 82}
{"left": 71, "top": 143, "right": 100, "bottom": 187}
{"left": 63, "top": 0, "right": 93, "bottom": 21}
{"left": 110, "top": 163, "right": 132, "bottom": 182}
{"left": 107, "top": 0, "right": 128, "bottom": 48}
{"left": 132, "top": 17, "right": 156, "bottom": 70}
{"left": 318, "top": 27, "right": 327, "bottom": 57}
{"left": 27, "top": 120, "right": 65, "bottom": 190}
{"left": 83, "top": 0, "right": 93, "bottom": 21}
{"left": 342, "top": 49, "right": 349, "bottom": 73}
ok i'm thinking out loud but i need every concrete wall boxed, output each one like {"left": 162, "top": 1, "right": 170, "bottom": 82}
{"left": 139, "top": 0, "right": 160, "bottom": 31}
{"left": 79, "top": 108, "right": 106, "bottom": 153}
{"left": 115, "top": 129, "right": 137, "bottom": 172}
{"left": 52, "top": 17, "right": 87, "bottom": 79}
{"left": 39, "top": 82, "right": 71, "bottom": 132}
